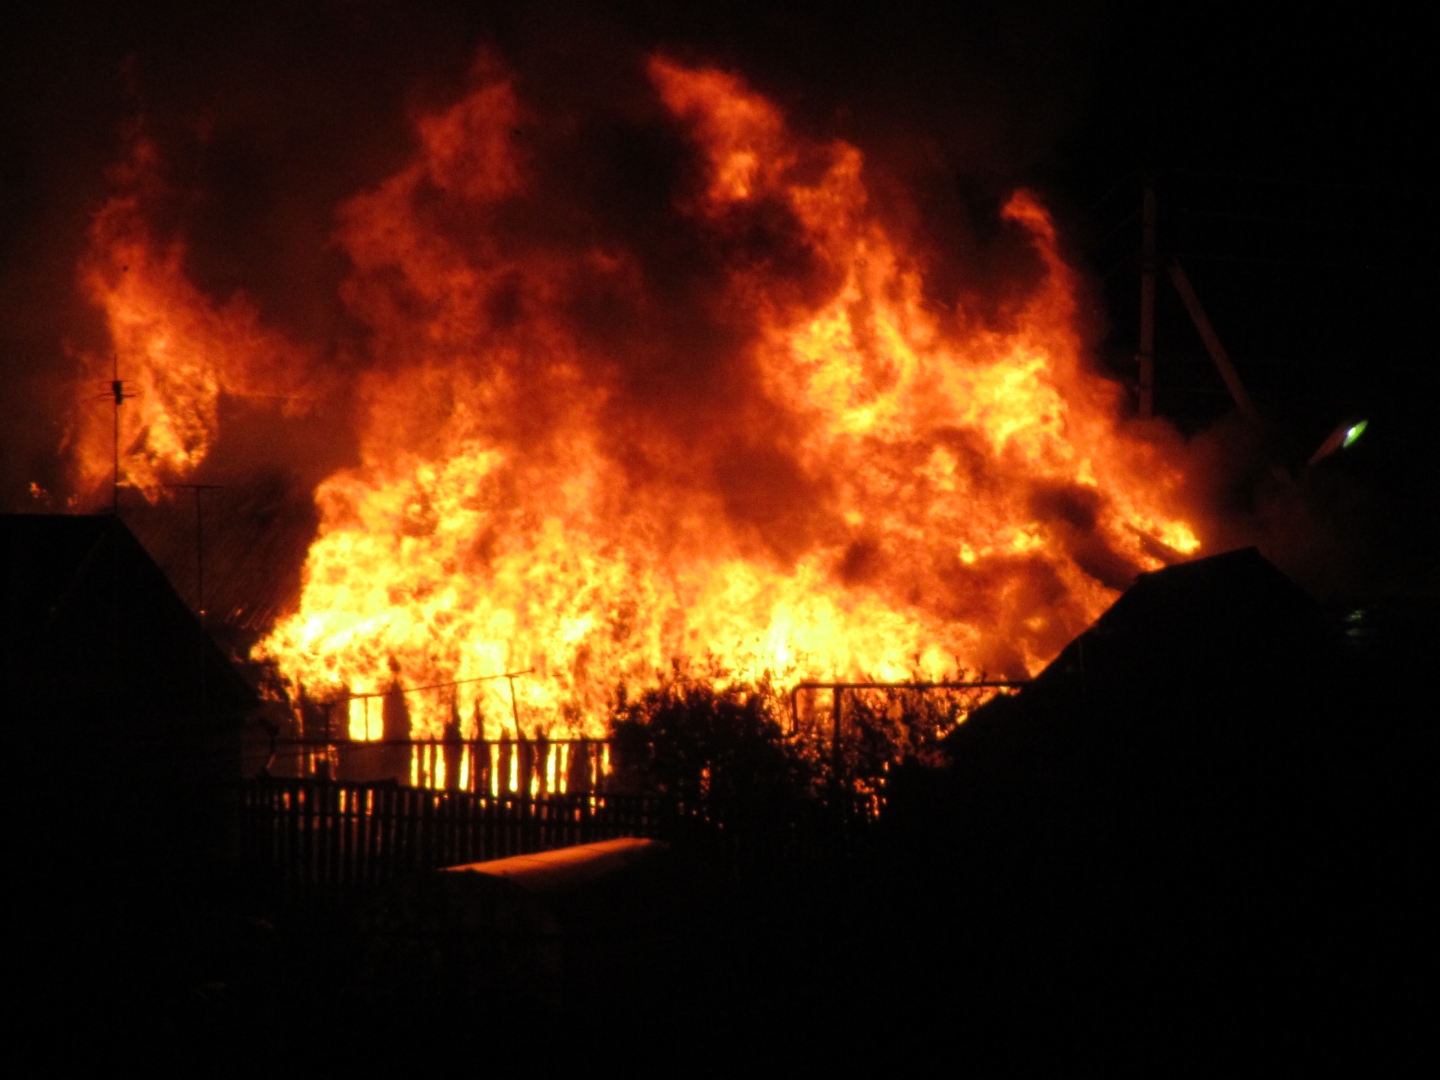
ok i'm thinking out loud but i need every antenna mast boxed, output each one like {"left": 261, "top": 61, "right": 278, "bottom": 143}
{"left": 108, "top": 355, "right": 134, "bottom": 513}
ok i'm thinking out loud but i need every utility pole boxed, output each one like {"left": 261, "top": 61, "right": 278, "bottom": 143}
{"left": 166, "top": 483, "right": 225, "bottom": 620}
{"left": 1167, "top": 259, "right": 1260, "bottom": 424}
{"left": 162, "top": 482, "right": 224, "bottom": 734}
{"left": 1137, "top": 180, "right": 1157, "bottom": 419}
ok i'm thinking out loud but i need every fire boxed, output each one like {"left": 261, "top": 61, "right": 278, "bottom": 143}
{"left": 74, "top": 55, "right": 1198, "bottom": 744}
{"left": 70, "top": 128, "right": 315, "bottom": 498}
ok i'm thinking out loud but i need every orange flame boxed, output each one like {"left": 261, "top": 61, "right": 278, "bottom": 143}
{"left": 70, "top": 129, "right": 315, "bottom": 498}
{"left": 75, "top": 57, "right": 1199, "bottom": 743}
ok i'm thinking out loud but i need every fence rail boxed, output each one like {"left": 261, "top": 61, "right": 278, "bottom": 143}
{"left": 238, "top": 778, "right": 662, "bottom": 889}
{"left": 258, "top": 736, "right": 612, "bottom": 798}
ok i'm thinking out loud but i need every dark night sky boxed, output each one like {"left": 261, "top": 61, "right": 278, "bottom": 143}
{"left": 2, "top": 1, "right": 1433, "bottom": 596}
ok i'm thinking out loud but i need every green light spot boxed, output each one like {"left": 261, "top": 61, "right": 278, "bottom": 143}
{"left": 1342, "top": 419, "right": 1368, "bottom": 448}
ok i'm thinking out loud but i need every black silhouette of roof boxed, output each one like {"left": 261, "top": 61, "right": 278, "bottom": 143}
{"left": 2, "top": 513, "right": 254, "bottom": 728}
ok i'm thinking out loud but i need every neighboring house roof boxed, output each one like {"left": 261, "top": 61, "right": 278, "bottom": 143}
{"left": 947, "top": 546, "right": 1339, "bottom": 834}
{"left": 1027, "top": 545, "right": 1326, "bottom": 703}
{"left": 1, "top": 513, "right": 254, "bottom": 727}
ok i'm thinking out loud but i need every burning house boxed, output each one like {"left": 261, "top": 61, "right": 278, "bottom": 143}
{"left": 1, "top": 5, "right": 1430, "bottom": 1064}
{"left": 63, "top": 55, "right": 1201, "bottom": 767}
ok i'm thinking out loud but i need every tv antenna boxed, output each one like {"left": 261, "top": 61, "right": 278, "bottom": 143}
{"left": 98, "top": 355, "right": 135, "bottom": 513}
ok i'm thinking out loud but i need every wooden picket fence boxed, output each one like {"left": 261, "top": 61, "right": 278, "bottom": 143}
{"left": 238, "top": 778, "right": 663, "bottom": 889}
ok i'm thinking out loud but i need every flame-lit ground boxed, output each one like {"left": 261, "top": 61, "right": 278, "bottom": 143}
{"left": 73, "top": 53, "right": 1198, "bottom": 744}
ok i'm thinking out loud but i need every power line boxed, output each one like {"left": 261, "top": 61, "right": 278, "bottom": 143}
{"left": 319, "top": 668, "right": 536, "bottom": 706}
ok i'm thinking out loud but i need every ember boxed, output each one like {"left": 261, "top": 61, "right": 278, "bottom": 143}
{"left": 72, "top": 53, "right": 1198, "bottom": 746}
